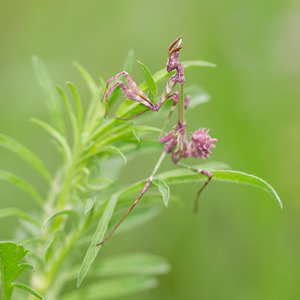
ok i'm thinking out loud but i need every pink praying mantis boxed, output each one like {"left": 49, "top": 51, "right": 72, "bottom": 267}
{"left": 97, "top": 35, "right": 217, "bottom": 245}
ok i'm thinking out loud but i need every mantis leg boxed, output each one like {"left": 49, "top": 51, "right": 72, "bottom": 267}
{"left": 115, "top": 109, "right": 149, "bottom": 120}
{"left": 102, "top": 71, "right": 154, "bottom": 117}
{"left": 176, "top": 162, "right": 213, "bottom": 213}
{"left": 97, "top": 151, "right": 167, "bottom": 245}
{"left": 105, "top": 71, "right": 150, "bottom": 105}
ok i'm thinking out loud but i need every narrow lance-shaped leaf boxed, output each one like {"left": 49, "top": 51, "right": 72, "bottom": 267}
{"left": 73, "top": 62, "right": 98, "bottom": 95}
{"left": 138, "top": 59, "right": 216, "bottom": 92}
{"left": 133, "top": 125, "right": 161, "bottom": 134}
{"left": 157, "top": 168, "right": 283, "bottom": 209}
{"left": 30, "top": 118, "right": 71, "bottom": 162}
{"left": 183, "top": 60, "right": 217, "bottom": 69}
{"left": 88, "top": 120, "right": 133, "bottom": 147}
{"left": 84, "top": 82, "right": 105, "bottom": 133}
{"left": 66, "top": 82, "right": 83, "bottom": 142}
{"left": 116, "top": 162, "right": 281, "bottom": 209}
{"left": 43, "top": 210, "right": 80, "bottom": 229}
{"left": 184, "top": 85, "right": 210, "bottom": 108}
{"left": 65, "top": 252, "right": 169, "bottom": 282}
{"left": 12, "top": 283, "right": 44, "bottom": 300}
{"left": 63, "top": 276, "right": 158, "bottom": 300}
{"left": 0, "top": 134, "right": 51, "bottom": 183}
{"left": 84, "top": 177, "right": 114, "bottom": 191}
{"left": 32, "top": 56, "right": 65, "bottom": 134}
{"left": 84, "top": 197, "right": 96, "bottom": 214}
{"left": 124, "top": 49, "right": 135, "bottom": 73}
{"left": 102, "top": 146, "right": 127, "bottom": 166}
{"left": 41, "top": 230, "right": 64, "bottom": 263}
{"left": 81, "top": 145, "right": 127, "bottom": 166}
{"left": 117, "top": 59, "right": 216, "bottom": 118}
{"left": 77, "top": 207, "right": 162, "bottom": 248}
{"left": 153, "top": 179, "right": 170, "bottom": 207}
{"left": 0, "top": 208, "right": 40, "bottom": 227}
{"left": 137, "top": 60, "right": 157, "bottom": 101}
{"left": 56, "top": 86, "right": 79, "bottom": 147}
{"left": 89, "top": 253, "right": 170, "bottom": 277}
{"left": 77, "top": 194, "right": 118, "bottom": 287}
{"left": 0, "top": 170, "right": 44, "bottom": 207}
{"left": 119, "top": 161, "right": 229, "bottom": 198}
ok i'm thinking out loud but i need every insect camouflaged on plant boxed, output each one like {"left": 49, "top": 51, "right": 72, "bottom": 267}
{"left": 97, "top": 35, "right": 217, "bottom": 245}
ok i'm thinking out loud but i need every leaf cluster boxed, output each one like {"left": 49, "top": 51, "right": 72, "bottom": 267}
{"left": 0, "top": 51, "right": 282, "bottom": 300}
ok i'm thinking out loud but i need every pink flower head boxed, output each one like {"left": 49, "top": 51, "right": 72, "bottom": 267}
{"left": 189, "top": 128, "right": 218, "bottom": 159}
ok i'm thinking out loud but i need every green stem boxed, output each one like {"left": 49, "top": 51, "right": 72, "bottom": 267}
{"left": 178, "top": 83, "right": 185, "bottom": 124}
{"left": 30, "top": 218, "right": 91, "bottom": 298}
{"left": 1, "top": 283, "right": 12, "bottom": 300}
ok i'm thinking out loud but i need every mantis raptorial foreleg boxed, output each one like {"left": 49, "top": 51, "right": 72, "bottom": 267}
{"left": 176, "top": 162, "right": 213, "bottom": 213}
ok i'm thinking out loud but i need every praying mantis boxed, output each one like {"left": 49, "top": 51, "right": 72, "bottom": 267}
{"left": 97, "top": 35, "right": 217, "bottom": 245}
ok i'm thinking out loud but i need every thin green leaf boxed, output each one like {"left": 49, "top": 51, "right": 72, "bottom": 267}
{"left": 91, "top": 253, "right": 170, "bottom": 277}
{"left": 118, "top": 192, "right": 182, "bottom": 208}
{"left": 18, "top": 263, "right": 33, "bottom": 271}
{"left": 64, "top": 276, "right": 158, "bottom": 300}
{"left": 43, "top": 210, "right": 80, "bottom": 229}
{"left": 0, "top": 208, "right": 40, "bottom": 227}
{"left": 108, "top": 206, "right": 162, "bottom": 236}
{"left": 77, "top": 194, "right": 118, "bottom": 287}
{"left": 32, "top": 56, "right": 65, "bottom": 134}
{"left": 12, "top": 283, "right": 44, "bottom": 300}
{"left": 137, "top": 60, "right": 157, "bottom": 100}
{"left": 84, "top": 197, "right": 96, "bottom": 214}
{"left": 0, "top": 242, "right": 33, "bottom": 300}
{"left": 133, "top": 125, "right": 161, "bottom": 134}
{"left": 65, "top": 252, "right": 169, "bottom": 282}
{"left": 157, "top": 168, "right": 282, "bottom": 209}
{"left": 0, "top": 134, "right": 51, "bottom": 183}
{"left": 132, "top": 130, "right": 140, "bottom": 142}
{"left": 22, "top": 237, "right": 43, "bottom": 247}
{"left": 104, "top": 146, "right": 127, "bottom": 165}
{"left": 124, "top": 49, "right": 135, "bottom": 73}
{"left": 84, "top": 82, "right": 105, "bottom": 132}
{"left": 184, "top": 85, "right": 210, "bottom": 108}
{"left": 84, "top": 177, "right": 114, "bottom": 191}
{"left": 153, "top": 179, "right": 170, "bottom": 207}
{"left": 182, "top": 60, "right": 216, "bottom": 69}
{"left": 57, "top": 86, "right": 79, "bottom": 146}
{"left": 116, "top": 59, "right": 216, "bottom": 118}
{"left": 0, "top": 170, "right": 44, "bottom": 207}
{"left": 139, "top": 59, "right": 216, "bottom": 91}
{"left": 31, "top": 118, "right": 71, "bottom": 162}
{"left": 73, "top": 62, "right": 97, "bottom": 95}
{"left": 66, "top": 82, "right": 83, "bottom": 140}
{"left": 119, "top": 162, "right": 229, "bottom": 198}
{"left": 89, "top": 120, "right": 132, "bottom": 146}
{"left": 84, "top": 146, "right": 127, "bottom": 166}
{"left": 92, "top": 125, "right": 139, "bottom": 146}
{"left": 41, "top": 230, "right": 64, "bottom": 263}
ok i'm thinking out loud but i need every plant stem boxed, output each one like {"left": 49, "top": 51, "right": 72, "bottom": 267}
{"left": 178, "top": 83, "right": 185, "bottom": 124}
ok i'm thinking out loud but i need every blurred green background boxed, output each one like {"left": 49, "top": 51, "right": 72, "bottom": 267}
{"left": 0, "top": 0, "right": 299, "bottom": 299}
